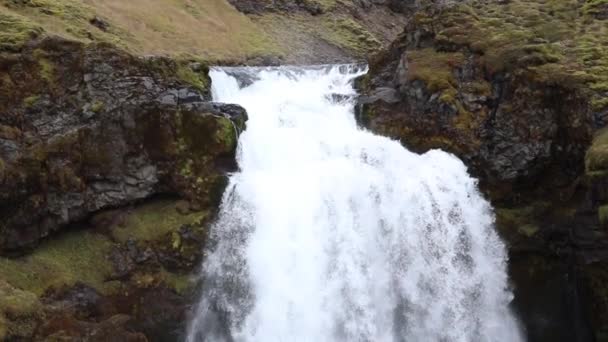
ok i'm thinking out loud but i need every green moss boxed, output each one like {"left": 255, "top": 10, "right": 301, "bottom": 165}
{"left": 425, "top": 0, "right": 608, "bottom": 110}
{"left": 176, "top": 62, "right": 210, "bottom": 93}
{"left": 586, "top": 127, "right": 608, "bottom": 172}
{"left": 0, "top": 230, "right": 114, "bottom": 296}
{"left": 3, "top": 0, "right": 120, "bottom": 45}
{"left": 160, "top": 270, "right": 194, "bottom": 295}
{"left": 0, "top": 280, "right": 41, "bottom": 340}
{"left": 0, "top": 9, "right": 43, "bottom": 51}
{"left": 0, "top": 281, "right": 41, "bottom": 318}
{"left": 214, "top": 117, "right": 236, "bottom": 149}
{"left": 32, "top": 49, "right": 55, "bottom": 84}
{"left": 592, "top": 97, "right": 608, "bottom": 112}
{"left": 110, "top": 200, "right": 207, "bottom": 243}
{"left": 584, "top": 0, "right": 608, "bottom": 15}
{"left": 518, "top": 224, "right": 540, "bottom": 237}
{"left": 407, "top": 49, "right": 465, "bottom": 94}
{"left": 599, "top": 204, "right": 608, "bottom": 225}
{"left": 495, "top": 202, "right": 552, "bottom": 238}
{"left": 179, "top": 111, "right": 237, "bottom": 156}
{"left": 22, "top": 95, "right": 39, "bottom": 107}
{"left": 319, "top": 17, "right": 381, "bottom": 55}
{"left": 90, "top": 100, "right": 104, "bottom": 113}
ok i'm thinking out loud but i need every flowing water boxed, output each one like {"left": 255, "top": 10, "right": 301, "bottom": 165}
{"left": 186, "top": 65, "right": 522, "bottom": 342}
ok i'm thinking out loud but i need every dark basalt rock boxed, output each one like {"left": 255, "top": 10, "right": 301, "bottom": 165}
{"left": 0, "top": 36, "right": 246, "bottom": 255}
{"left": 358, "top": 1, "right": 608, "bottom": 339}
{"left": 0, "top": 35, "right": 247, "bottom": 340}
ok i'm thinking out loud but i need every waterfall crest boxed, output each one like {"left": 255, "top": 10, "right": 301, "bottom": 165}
{"left": 186, "top": 65, "right": 522, "bottom": 342}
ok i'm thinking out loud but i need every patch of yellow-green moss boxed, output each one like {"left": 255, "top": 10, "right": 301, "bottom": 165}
{"left": 407, "top": 49, "right": 465, "bottom": 96}
{"left": 495, "top": 202, "right": 552, "bottom": 238}
{"left": 110, "top": 200, "right": 207, "bottom": 243}
{"left": 90, "top": 100, "right": 104, "bottom": 113}
{"left": 0, "top": 280, "right": 42, "bottom": 340}
{"left": 599, "top": 204, "right": 608, "bottom": 226}
{"left": 584, "top": 0, "right": 608, "bottom": 15}
{"left": 320, "top": 18, "right": 381, "bottom": 55}
{"left": 159, "top": 270, "right": 195, "bottom": 295}
{"left": 175, "top": 62, "right": 210, "bottom": 93}
{"left": 0, "top": 230, "right": 114, "bottom": 296}
{"left": 214, "top": 116, "right": 237, "bottom": 149}
{"left": 586, "top": 127, "right": 608, "bottom": 172}
{"left": 32, "top": 49, "right": 55, "bottom": 84}
{"left": 22, "top": 95, "right": 39, "bottom": 107}
{"left": 423, "top": 0, "right": 608, "bottom": 111}
{"left": 0, "top": 9, "right": 43, "bottom": 51}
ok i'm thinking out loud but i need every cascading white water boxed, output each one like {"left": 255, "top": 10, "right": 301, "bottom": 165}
{"left": 186, "top": 65, "right": 523, "bottom": 342}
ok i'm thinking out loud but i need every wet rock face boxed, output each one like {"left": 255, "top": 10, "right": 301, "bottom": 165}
{"left": 0, "top": 37, "right": 246, "bottom": 254}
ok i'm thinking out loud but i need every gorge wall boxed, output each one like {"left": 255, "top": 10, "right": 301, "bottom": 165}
{"left": 358, "top": 0, "right": 608, "bottom": 340}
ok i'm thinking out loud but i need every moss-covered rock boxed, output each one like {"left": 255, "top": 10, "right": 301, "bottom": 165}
{"left": 0, "top": 197, "right": 210, "bottom": 340}
{"left": 0, "top": 280, "right": 42, "bottom": 340}
{"left": 0, "top": 9, "right": 42, "bottom": 51}
{"left": 587, "top": 128, "right": 608, "bottom": 173}
{"left": 360, "top": 0, "right": 608, "bottom": 338}
{"left": 0, "top": 36, "right": 246, "bottom": 254}
{"left": 360, "top": 0, "right": 595, "bottom": 205}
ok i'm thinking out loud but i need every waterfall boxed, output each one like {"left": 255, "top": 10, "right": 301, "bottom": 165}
{"left": 186, "top": 65, "right": 522, "bottom": 342}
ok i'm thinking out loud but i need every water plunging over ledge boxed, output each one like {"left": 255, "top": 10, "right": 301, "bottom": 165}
{"left": 186, "top": 65, "right": 523, "bottom": 342}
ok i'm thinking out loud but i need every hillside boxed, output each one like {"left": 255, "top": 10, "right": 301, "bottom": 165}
{"left": 0, "top": 0, "right": 407, "bottom": 63}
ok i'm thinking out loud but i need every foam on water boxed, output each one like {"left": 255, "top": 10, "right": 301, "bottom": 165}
{"left": 186, "top": 65, "right": 522, "bottom": 342}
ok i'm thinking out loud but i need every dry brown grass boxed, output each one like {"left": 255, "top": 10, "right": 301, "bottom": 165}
{"left": 1, "top": 0, "right": 281, "bottom": 60}
{"left": 84, "top": 0, "right": 281, "bottom": 60}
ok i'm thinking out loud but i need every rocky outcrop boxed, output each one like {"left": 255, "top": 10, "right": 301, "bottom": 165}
{"left": 0, "top": 36, "right": 246, "bottom": 254}
{"left": 0, "top": 35, "right": 246, "bottom": 340}
{"left": 358, "top": 10, "right": 596, "bottom": 204}
{"left": 358, "top": 0, "right": 608, "bottom": 339}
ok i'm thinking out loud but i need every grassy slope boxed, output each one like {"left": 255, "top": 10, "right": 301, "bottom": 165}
{"left": 0, "top": 0, "right": 398, "bottom": 62}
{"left": 0, "top": 0, "right": 280, "bottom": 60}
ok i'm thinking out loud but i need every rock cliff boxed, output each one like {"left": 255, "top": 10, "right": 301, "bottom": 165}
{"left": 358, "top": 0, "right": 608, "bottom": 339}
{"left": 0, "top": 35, "right": 246, "bottom": 340}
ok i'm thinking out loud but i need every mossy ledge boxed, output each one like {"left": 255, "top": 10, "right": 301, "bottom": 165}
{"left": 0, "top": 198, "right": 210, "bottom": 340}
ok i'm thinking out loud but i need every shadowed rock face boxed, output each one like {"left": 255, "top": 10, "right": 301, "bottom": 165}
{"left": 0, "top": 36, "right": 246, "bottom": 255}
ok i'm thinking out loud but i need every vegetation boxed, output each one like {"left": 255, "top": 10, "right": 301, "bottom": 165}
{"left": 0, "top": 199, "right": 205, "bottom": 303}
{"left": 586, "top": 127, "right": 608, "bottom": 172}
{"left": 1, "top": 0, "right": 387, "bottom": 62}
{"left": 0, "top": 0, "right": 280, "bottom": 60}
{"left": 110, "top": 200, "right": 207, "bottom": 243}
{"left": 320, "top": 18, "right": 382, "bottom": 55}
{"left": 411, "top": 0, "right": 608, "bottom": 111}
{"left": 0, "top": 9, "right": 42, "bottom": 51}
{"left": 0, "top": 230, "right": 114, "bottom": 296}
